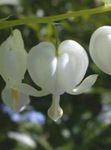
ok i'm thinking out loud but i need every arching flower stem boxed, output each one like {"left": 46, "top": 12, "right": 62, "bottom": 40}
{"left": 0, "top": 6, "right": 111, "bottom": 29}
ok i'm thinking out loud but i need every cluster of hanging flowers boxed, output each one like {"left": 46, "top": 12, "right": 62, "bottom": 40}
{"left": 1, "top": 28, "right": 106, "bottom": 121}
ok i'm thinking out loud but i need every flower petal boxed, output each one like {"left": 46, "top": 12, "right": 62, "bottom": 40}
{"left": 68, "top": 74, "right": 98, "bottom": 95}
{"left": 0, "top": 29, "right": 27, "bottom": 86}
{"left": 48, "top": 94, "right": 63, "bottom": 121}
{"left": 57, "top": 40, "right": 89, "bottom": 91}
{"left": 2, "top": 86, "right": 30, "bottom": 112}
{"left": 15, "top": 83, "right": 49, "bottom": 97}
{"left": 27, "top": 42, "right": 57, "bottom": 92}
{"left": 90, "top": 26, "right": 111, "bottom": 75}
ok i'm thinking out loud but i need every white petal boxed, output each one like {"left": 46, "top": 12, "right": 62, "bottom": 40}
{"left": 2, "top": 86, "right": 30, "bottom": 112}
{"left": 68, "top": 74, "right": 98, "bottom": 95}
{"left": 15, "top": 83, "right": 49, "bottom": 97}
{"left": 57, "top": 40, "right": 89, "bottom": 91}
{"left": 90, "top": 26, "right": 111, "bottom": 75}
{"left": 27, "top": 42, "right": 57, "bottom": 92}
{"left": 48, "top": 94, "right": 63, "bottom": 121}
{"left": 0, "top": 29, "right": 27, "bottom": 86}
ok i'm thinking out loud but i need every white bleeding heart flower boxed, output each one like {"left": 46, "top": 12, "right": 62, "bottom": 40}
{"left": 89, "top": 26, "right": 111, "bottom": 75}
{"left": 0, "top": 29, "right": 36, "bottom": 112}
{"left": 27, "top": 40, "right": 98, "bottom": 121}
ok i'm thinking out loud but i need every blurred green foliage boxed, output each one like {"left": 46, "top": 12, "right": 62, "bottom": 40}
{"left": 0, "top": 0, "right": 111, "bottom": 150}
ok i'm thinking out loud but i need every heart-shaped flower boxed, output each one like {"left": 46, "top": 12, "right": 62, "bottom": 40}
{"left": 0, "top": 29, "right": 37, "bottom": 111}
{"left": 27, "top": 40, "right": 98, "bottom": 121}
{"left": 90, "top": 26, "right": 111, "bottom": 75}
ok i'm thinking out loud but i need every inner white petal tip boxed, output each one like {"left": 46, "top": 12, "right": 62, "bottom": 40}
{"left": 13, "top": 105, "right": 26, "bottom": 112}
{"left": 48, "top": 106, "right": 63, "bottom": 121}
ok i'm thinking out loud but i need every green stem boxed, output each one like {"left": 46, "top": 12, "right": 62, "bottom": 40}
{"left": 52, "top": 23, "right": 60, "bottom": 56}
{"left": 0, "top": 6, "right": 111, "bottom": 29}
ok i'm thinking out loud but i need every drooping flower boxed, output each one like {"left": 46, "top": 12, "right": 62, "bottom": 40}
{"left": 89, "top": 26, "right": 111, "bottom": 75}
{"left": 27, "top": 40, "right": 98, "bottom": 121}
{"left": 0, "top": 29, "right": 37, "bottom": 112}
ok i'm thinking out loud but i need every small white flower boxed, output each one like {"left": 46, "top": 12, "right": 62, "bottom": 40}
{"left": 27, "top": 40, "right": 98, "bottom": 121}
{"left": 0, "top": 29, "right": 36, "bottom": 112}
{"left": 90, "top": 26, "right": 111, "bottom": 75}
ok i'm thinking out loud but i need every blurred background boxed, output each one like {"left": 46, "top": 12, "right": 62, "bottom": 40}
{"left": 0, "top": 0, "right": 111, "bottom": 149}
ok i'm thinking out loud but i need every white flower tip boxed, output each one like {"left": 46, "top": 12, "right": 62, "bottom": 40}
{"left": 72, "top": 74, "right": 98, "bottom": 95}
{"left": 12, "top": 104, "right": 26, "bottom": 112}
{"left": 2, "top": 87, "right": 30, "bottom": 112}
{"left": 48, "top": 105, "right": 63, "bottom": 121}
{"left": 92, "top": 74, "right": 98, "bottom": 81}
{"left": 86, "top": 74, "right": 98, "bottom": 85}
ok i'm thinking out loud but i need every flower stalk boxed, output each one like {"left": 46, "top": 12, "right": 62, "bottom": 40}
{"left": 0, "top": 6, "right": 111, "bottom": 29}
